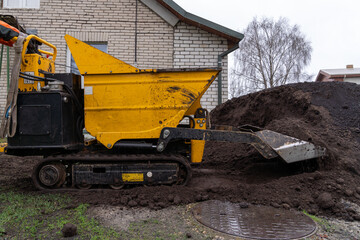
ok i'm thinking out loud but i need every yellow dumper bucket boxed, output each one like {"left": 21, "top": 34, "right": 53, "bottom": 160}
{"left": 65, "top": 35, "right": 220, "bottom": 149}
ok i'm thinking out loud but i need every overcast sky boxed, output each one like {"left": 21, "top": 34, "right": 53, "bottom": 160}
{"left": 174, "top": 0, "right": 360, "bottom": 79}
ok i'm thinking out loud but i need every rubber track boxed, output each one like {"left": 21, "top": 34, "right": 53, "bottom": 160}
{"left": 32, "top": 153, "right": 192, "bottom": 191}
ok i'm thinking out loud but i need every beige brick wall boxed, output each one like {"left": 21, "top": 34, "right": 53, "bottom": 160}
{"left": 174, "top": 22, "right": 228, "bottom": 110}
{"left": 0, "top": 0, "right": 229, "bottom": 117}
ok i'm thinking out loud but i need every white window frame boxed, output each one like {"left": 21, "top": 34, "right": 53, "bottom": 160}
{"left": 3, "top": 0, "right": 40, "bottom": 9}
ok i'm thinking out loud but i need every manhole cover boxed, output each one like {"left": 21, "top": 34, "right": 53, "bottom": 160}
{"left": 192, "top": 200, "right": 317, "bottom": 240}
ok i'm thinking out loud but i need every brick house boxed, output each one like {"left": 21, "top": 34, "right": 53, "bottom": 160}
{"left": 315, "top": 65, "right": 360, "bottom": 84}
{"left": 0, "top": 0, "right": 243, "bottom": 116}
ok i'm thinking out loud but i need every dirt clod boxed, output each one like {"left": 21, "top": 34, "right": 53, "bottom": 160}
{"left": 157, "top": 202, "right": 167, "bottom": 208}
{"left": 282, "top": 203, "right": 291, "bottom": 210}
{"left": 271, "top": 202, "right": 281, "bottom": 208}
{"left": 317, "top": 192, "right": 335, "bottom": 209}
{"left": 195, "top": 194, "right": 202, "bottom": 202}
{"left": 173, "top": 195, "right": 181, "bottom": 205}
{"left": 128, "top": 200, "right": 137, "bottom": 207}
{"left": 120, "top": 196, "right": 129, "bottom": 205}
{"left": 167, "top": 194, "right": 174, "bottom": 202}
{"left": 239, "top": 202, "right": 249, "bottom": 208}
{"left": 61, "top": 223, "right": 77, "bottom": 238}
{"left": 345, "top": 190, "right": 353, "bottom": 197}
{"left": 201, "top": 194, "right": 209, "bottom": 201}
{"left": 336, "top": 178, "right": 345, "bottom": 184}
{"left": 139, "top": 200, "right": 148, "bottom": 207}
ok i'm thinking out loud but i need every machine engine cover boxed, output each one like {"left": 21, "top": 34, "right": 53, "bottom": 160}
{"left": 6, "top": 91, "right": 83, "bottom": 155}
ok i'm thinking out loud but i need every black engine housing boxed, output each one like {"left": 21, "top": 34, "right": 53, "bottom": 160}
{"left": 6, "top": 73, "right": 83, "bottom": 156}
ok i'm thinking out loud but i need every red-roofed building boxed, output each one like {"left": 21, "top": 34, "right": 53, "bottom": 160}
{"left": 315, "top": 65, "right": 360, "bottom": 84}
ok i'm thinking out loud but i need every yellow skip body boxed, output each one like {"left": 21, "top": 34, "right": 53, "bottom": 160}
{"left": 66, "top": 35, "right": 219, "bottom": 162}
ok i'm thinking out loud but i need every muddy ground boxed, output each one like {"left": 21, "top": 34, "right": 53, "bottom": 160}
{"left": 0, "top": 81, "right": 360, "bottom": 238}
{"left": 1, "top": 155, "right": 360, "bottom": 239}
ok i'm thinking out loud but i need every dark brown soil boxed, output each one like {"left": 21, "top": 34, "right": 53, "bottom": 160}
{"left": 1, "top": 81, "right": 359, "bottom": 220}
{"left": 205, "top": 81, "right": 360, "bottom": 219}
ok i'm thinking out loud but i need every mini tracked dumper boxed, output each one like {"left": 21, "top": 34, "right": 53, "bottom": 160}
{"left": 0, "top": 18, "right": 326, "bottom": 190}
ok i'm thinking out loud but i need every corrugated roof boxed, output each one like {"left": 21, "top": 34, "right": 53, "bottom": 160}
{"left": 156, "top": 0, "right": 244, "bottom": 45}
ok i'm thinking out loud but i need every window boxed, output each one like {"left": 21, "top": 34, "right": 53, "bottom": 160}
{"left": 3, "top": 0, "right": 40, "bottom": 9}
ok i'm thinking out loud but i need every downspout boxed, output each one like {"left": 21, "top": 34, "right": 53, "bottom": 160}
{"left": 217, "top": 44, "right": 239, "bottom": 105}
{"left": 0, "top": 45, "right": 3, "bottom": 85}
{"left": 134, "top": 0, "right": 138, "bottom": 66}
{"left": 0, "top": 45, "right": 10, "bottom": 91}
{"left": 7, "top": 46, "right": 10, "bottom": 91}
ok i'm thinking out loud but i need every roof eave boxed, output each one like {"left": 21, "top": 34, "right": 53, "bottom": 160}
{"left": 156, "top": 0, "right": 244, "bottom": 45}
{"left": 316, "top": 69, "right": 360, "bottom": 82}
{"left": 331, "top": 74, "right": 360, "bottom": 78}
{"left": 320, "top": 69, "right": 360, "bottom": 78}
{"left": 315, "top": 70, "right": 329, "bottom": 82}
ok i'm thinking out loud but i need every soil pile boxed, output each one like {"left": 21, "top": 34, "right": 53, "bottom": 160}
{"left": 209, "top": 81, "right": 360, "bottom": 170}
{"left": 205, "top": 81, "right": 360, "bottom": 219}
{"left": 1, "top": 81, "right": 360, "bottom": 220}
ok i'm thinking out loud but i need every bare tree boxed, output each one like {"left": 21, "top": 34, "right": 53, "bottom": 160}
{"left": 230, "top": 17, "right": 312, "bottom": 97}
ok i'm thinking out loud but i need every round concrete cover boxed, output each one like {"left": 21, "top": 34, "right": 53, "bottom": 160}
{"left": 192, "top": 200, "right": 317, "bottom": 239}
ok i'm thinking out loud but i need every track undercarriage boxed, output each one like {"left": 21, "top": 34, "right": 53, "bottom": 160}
{"left": 32, "top": 153, "right": 192, "bottom": 190}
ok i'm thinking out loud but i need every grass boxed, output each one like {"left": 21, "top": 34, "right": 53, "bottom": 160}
{"left": 0, "top": 138, "right": 6, "bottom": 143}
{"left": 303, "top": 210, "right": 335, "bottom": 232}
{"left": 0, "top": 191, "right": 206, "bottom": 240}
{"left": 0, "top": 187, "right": 216, "bottom": 239}
{"left": 0, "top": 190, "right": 121, "bottom": 239}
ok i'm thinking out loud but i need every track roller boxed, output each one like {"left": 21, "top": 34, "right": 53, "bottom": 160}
{"left": 34, "top": 163, "right": 66, "bottom": 189}
{"left": 76, "top": 182, "right": 92, "bottom": 189}
{"left": 109, "top": 184, "right": 125, "bottom": 190}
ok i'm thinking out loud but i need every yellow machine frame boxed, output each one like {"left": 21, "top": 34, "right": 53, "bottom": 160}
{"left": 18, "top": 35, "right": 56, "bottom": 91}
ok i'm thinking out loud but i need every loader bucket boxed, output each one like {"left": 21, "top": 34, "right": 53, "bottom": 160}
{"left": 65, "top": 35, "right": 220, "bottom": 149}
{"left": 255, "top": 130, "right": 326, "bottom": 163}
